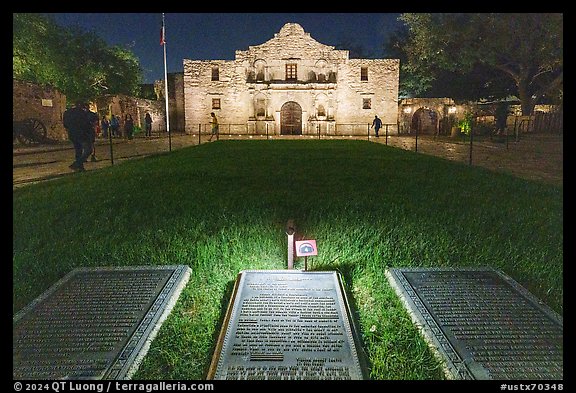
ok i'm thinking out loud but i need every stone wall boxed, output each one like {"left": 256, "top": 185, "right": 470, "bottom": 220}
{"left": 94, "top": 94, "right": 166, "bottom": 135}
{"left": 154, "top": 73, "right": 185, "bottom": 132}
{"left": 399, "top": 98, "right": 563, "bottom": 135}
{"left": 399, "top": 97, "right": 461, "bottom": 135}
{"left": 13, "top": 79, "right": 67, "bottom": 141}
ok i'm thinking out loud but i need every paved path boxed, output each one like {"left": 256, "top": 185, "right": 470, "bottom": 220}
{"left": 13, "top": 133, "right": 563, "bottom": 189}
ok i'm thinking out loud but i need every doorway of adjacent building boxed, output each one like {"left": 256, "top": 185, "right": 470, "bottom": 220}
{"left": 411, "top": 107, "right": 439, "bottom": 135}
{"left": 281, "top": 101, "right": 302, "bottom": 135}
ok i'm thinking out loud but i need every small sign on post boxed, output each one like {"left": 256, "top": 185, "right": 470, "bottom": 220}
{"left": 295, "top": 240, "right": 317, "bottom": 271}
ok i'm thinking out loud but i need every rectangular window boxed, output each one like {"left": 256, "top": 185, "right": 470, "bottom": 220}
{"left": 362, "top": 98, "right": 371, "bottom": 109}
{"left": 361, "top": 67, "right": 368, "bottom": 81}
{"left": 211, "top": 66, "right": 219, "bottom": 81}
{"left": 212, "top": 99, "right": 221, "bottom": 110}
{"left": 286, "top": 63, "right": 297, "bottom": 80}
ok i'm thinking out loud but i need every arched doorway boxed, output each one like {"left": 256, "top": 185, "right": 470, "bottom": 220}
{"left": 411, "top": 107, "right": 439, "bottom": 135}
{"left": 281, "top": 101, "right": 302, "bottom": 135}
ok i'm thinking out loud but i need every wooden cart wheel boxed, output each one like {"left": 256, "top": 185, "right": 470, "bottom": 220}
{"left": 29, "top": 118, "right": 47, "bottom": 143}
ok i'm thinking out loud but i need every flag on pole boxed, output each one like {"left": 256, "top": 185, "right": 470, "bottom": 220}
{"left": 160, "top": 18, "right": 165, "bottom": 45}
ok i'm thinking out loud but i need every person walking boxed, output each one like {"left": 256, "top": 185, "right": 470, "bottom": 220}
{"left": 124, "top": 114, "right": 134, "bottom": 139}
{"left": 494, "top": 102, "right": 510, "bottom": 136}
{"left": 208, "top": 112, "right": 219, "bottom": 142}
{"left": 110, "top": 115, "right": 120, "bottom": 138}
{"left": 85, "top": 103, "right": 99, "bottom": 162}
{"left": 145, "top": 112, "right": 153, "bottom": 137}
{"left": 371, "top": 115, "right": 382, "bottom": 138}
{"left": 100, "top": 115, "right": 110, "bottom": 139}
{"left": 62, "top": 101, "right": 92, "bottom": 172}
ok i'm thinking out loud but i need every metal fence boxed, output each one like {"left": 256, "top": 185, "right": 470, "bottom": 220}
{"left": 13, "top": 120, "right": 562, "bottom": 188}
{"left": 521, "top": 112, "right": 563, "bottom": 134}
{"left": 181, "top": 123, "right": 399, "bottom": 143}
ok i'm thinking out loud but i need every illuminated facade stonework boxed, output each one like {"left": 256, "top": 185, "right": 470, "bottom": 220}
{"left": 183, "top": 23, "right": 399, "bottom": 135}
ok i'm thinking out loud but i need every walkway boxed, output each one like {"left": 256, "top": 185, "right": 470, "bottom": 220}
{"left": 13, "top": 133, "right": 563, "bottom": 189}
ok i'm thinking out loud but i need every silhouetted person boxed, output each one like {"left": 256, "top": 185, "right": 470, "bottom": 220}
{"left": 145, "top": 112, "right": 153, "bottom": 137}
{"left": 62, "top": 101, "right": 92, "bottom": 172}
{"left": 494, "top": 102, "right": 510, "bottom": 136}
{"left": 371, "top": 115, "right": 382, "bottom": 137}
{"left": 124, "top": 114, "right": 134, "bottom": 139}
{"left": 101, "top": 115, "right": 110, "bottom": 139}
{"left": 110, "top": 115, "right": 120, "bottom": 137}
{"left": 84, "top": 103, "right": 99, "bottom": 162}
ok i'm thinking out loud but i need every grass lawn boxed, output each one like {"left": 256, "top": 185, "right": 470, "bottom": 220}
{"left": 13, "top": 140, "right": 563, "bottom": 380}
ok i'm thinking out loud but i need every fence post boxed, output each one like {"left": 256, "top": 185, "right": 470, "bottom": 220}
{"left": 385, "top": 124, "right": 389, "bottom": 145}
{"left": 266, "top": 123, "right": 269, "bottom": 140}
{"left": 469, "top": 126, "right": 474, "bottom": 166}
{"left": 318, "top": 124, "right": 321, "bottom": 140}
{"left": 415, "top": 124, "right": 419, "bottom": 152}
{"left": 168, "top": 123, "right": 172, "bottom": 152}
{"left": 108, "top": 124, "right": 114, "bottom": 166}
{"left": 367, "top": 124, "right": 370, "bottom": 141}
{"left": 198, "top": 124, "right": 201, "bottom": 144}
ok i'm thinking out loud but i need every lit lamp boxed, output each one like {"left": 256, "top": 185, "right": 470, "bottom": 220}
{"left": 403, "top": 107, "right": 412, "bottom": 114}
{"left": 448, "top": 106, "right": 457, "bottom": 114}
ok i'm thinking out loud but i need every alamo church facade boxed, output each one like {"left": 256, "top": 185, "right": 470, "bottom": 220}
{"left": 183, "top": 23, "right": 399, "bottom": 136}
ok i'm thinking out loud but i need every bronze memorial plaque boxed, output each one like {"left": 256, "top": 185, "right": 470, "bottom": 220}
{"left": 208, "top": 270, "right": 367, "bottom": 380}
{"left": 13, "top": 265, "right": 191, "bottom": 380}
{"left": 386, "top": 267, "right": 563, "bottom": 380}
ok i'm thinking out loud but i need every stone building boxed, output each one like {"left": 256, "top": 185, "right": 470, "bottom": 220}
{"left": 399, "top": 97, "right": 564, "bottom": 136}
{"left": 94, "top": 94, "right": 166, "bottom": 135}
{"left": 183, "top": 23, "right": 399, "bottom": 136}
{"left": 13, "top": 79, "right": 67, "bottom": 141}
{"left": 154, "top": 73, "right": 185, "bottom": 132}
{"left": 399, "top": 98, "right": 462, "bottom": 135}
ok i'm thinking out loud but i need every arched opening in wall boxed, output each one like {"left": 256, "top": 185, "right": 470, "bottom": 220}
{"left": 281, "top": 101, "right": 302, "bottom": 135}
{"left": 411, "top": 107, "right": 439, "bottom": 135}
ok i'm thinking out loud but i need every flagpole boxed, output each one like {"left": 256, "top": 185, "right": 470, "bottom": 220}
{"left": 162, "top": 13, "right": 171, "bottom": 151}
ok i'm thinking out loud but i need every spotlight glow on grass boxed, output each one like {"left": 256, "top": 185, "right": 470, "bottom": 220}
{"left": 13, "top": 140, "right": 562, "bottom": 380}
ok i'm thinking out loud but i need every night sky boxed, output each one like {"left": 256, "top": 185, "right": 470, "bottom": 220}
{"left": 47, "top": 13, "right": 402, "bottom": 84}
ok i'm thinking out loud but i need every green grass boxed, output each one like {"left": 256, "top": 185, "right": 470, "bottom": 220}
{"left": 13, "top": 140, "right": 563, "bottom": 380}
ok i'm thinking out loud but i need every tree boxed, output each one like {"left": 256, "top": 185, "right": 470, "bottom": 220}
{"left": 13, "top": 13, "right": 143, "bottom": 103}
{"left": 385, "top": 23, "right": 431, "bottom": 97}
{"left": 384, "top": 20, "right": 516, "bottom": 100}
{"left": 398, "top": 13, "right": 563, "bottom": 114}
{"left": 13, "top": 13, "right": 67, "bottom": 88}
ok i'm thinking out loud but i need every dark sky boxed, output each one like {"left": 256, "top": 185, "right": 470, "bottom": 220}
{"left": 47, "top": 13, "right": 402, "bottom": 84}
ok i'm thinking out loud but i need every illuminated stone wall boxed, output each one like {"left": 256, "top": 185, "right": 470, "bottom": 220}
{"left": 13, "top": 79, "right": 67, "bottom": 141}
{"left": 94, "top": 94, "right": 166, "bottom": 135}
{"left": 183, "top": 23, "right": 399, "bottom": 135}
{"left": 399, "top": 98, "right": 460, "bottom": 135}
